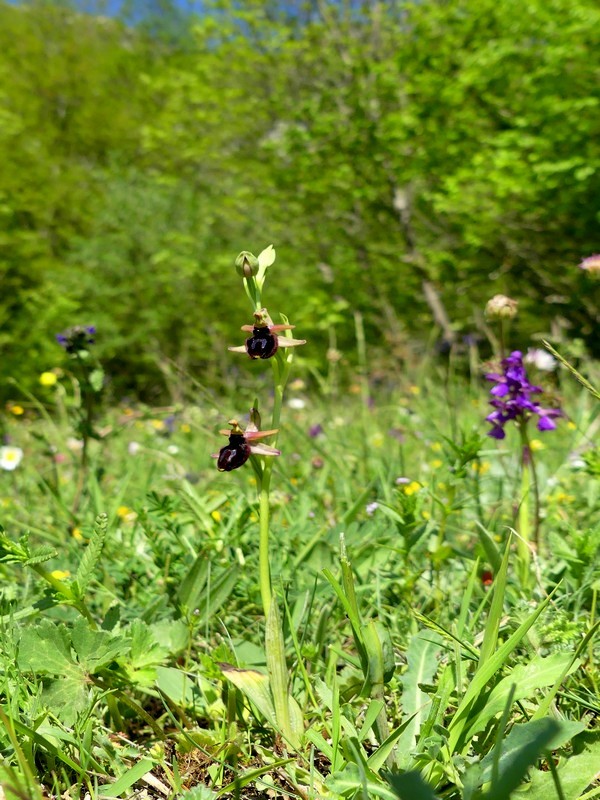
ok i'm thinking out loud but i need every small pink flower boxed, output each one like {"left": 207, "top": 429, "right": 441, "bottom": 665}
{"left": 578, "top": 254, "right": 600, "bottom": 275}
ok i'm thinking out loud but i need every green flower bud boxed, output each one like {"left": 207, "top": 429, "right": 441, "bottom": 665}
{"left": 235, "top": 251, "right": 259, "bottom": 278}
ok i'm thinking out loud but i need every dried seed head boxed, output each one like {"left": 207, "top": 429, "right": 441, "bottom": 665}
{"left": 485, "top": 294, "right": 518, "bottom": 320}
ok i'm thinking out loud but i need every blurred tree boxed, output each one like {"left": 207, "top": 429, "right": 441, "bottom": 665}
{"left": 0, "top": 0, "right": 598, "bottom": 403}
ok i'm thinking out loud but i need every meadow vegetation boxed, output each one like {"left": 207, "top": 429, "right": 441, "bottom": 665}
{"left": 1, "top": 1, "right": 600, "bottom": 799}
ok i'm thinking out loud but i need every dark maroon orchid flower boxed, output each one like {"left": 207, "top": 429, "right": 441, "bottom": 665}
{"left": 212, "top": 417, "right": 281, "bottom": 472}
{"left": 229, "top": 308, "right": 305, "bottom": 360}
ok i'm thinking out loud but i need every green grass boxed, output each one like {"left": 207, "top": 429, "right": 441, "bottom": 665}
{"left": 0, "top": 364, "right": 599, "bottom": 800}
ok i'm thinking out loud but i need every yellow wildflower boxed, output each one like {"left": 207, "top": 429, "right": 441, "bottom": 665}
{"left": 409, "top": 385, "right": 421, "bottom": 395}
{"left": 422, "top": 510, "right": 431, "bottom": 520}
{"left": 567, "top": 421, "right": 576, "bottom": 431}
{"left": 211, "top": 510, "right": 222, "bottom": 523}
{"left": 50, "top": 570, "right": 71, "bottom": 581}
{"left": 404, "top": 481, "right": 421, "bottom": 496}
{"left": 554, "top": 492, "right": 575, "bottom": 504}
{"left": 530, "top": 439, "right": 545, "bottom": 452}
{"left": 369, "top": 432, "right": 385, "bottom": 448}
{"left": 180, "top": 423, "right": 191, "bottom": 433}
{"left": 472, "top": 461, "right": 491, "bottom": 475}
{"left": 430, "top": 459, "right": 443, "bottom": 469}
{"left": 430, "top": 442, "right": 442, "bottom": 453}
{"left": 39, "top": 372, "right": 58, "bottom": 387}
{"left": 8, "top": 404, "right": 24, "bottom": 416}
{"left": 72, "top": 527, "right": 84, "bottom": 542}
{"left": 151, "top": 419, "right": 165, "bottom": 431}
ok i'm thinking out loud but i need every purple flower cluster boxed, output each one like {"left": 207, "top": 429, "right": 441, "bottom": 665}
{"left": 56, "top": 325, "right": 96, "bottom": 354}
{"left": 485, "top": 351, "right": 561, "bottom": 440}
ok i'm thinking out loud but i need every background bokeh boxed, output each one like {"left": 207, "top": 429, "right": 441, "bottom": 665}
{"left": 1, "top": 0, "right": 598, "bottom": 401}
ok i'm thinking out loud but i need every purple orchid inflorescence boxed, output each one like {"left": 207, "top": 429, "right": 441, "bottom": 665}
{"left": 56, "top": 325, "right": 96, "bottom": 354}
{"left": 485, "top": 351, "right": 562, "bottom": 440}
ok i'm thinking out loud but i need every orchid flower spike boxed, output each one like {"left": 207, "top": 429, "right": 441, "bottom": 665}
{"left": 228, "top": 308, "right": 306, "bottom": 360}
{"left": 212, "top": 414, "right": 281, "bottom": 472}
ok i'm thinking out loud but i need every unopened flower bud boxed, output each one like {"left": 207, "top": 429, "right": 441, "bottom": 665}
{"left": 578, "top": 254, "right": 600, "bottom": 275}
{"left": 249, "top": 407, "right": 261, "bottom": 429}
{"left": 235, "top": 251, "right": 259, "bottom": 278}
{"left": 485, "top": 294, "right": 518, "bottom": 320}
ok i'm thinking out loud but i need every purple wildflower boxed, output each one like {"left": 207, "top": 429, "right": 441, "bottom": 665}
{"left": 309, "top": 423, "right": 323, "bottom": 438}
{"left": 56, "top": 325, "right": 96, "bottom": 354}
{"left": 485, "top": 351, "right": 562, "bottom": 439}
{"left": 366, "top": 501, "right": 379, "bottom": 516}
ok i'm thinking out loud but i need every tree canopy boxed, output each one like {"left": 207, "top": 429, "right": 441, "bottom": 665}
{"left": 1, "top": 0, "right": 598, "bottom": 400}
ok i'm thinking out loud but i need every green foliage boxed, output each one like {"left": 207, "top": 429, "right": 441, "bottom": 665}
{"left": 1, "top": 0, "right": 599, "bottom": 401}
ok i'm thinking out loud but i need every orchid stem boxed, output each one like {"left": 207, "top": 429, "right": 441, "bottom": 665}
{"left": 518, "top": 423, "right": 538, "bottom": 589}
{"left": 258, "top": 465, "right": 272, "bottom": 618}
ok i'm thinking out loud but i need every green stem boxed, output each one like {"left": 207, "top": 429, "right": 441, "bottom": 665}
{"left": 258, "top": 466, "right": 272, "bottom": 618}
{"left": 520, "top": 423, "right": 541, "bottom": 547}
{"left": 590, "top": 588, "right": 598, "bottom": 695}
{"left": 499, "top": 319, "right": 506, "bottom": 360}
{"left": 517, "top": 423, "right": 535, "bottom": 589}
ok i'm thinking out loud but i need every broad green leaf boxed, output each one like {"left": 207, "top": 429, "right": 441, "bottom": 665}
{"left": 367, "top": 712, "right": 419, "bottom": 772}
{"left": 156, "top": 666, "right": 195, "bottom": 706}
{"left": 71, "top": 618, "right": 127, "bottom": 673}
{"left": 478, "top": 718, "right": 586, "bottom": 799}
{"left": 384, "top": 771, "right": 440, "bottom": 800}
{"left": 395, "top": 630, "right": 443, "bottom": 769}
{"left": 43, "top": 677, "right": 90, "bottom": 726}
{"left": 18, "top": 619, "right": 73, "bottom": 674}
{"left": 521, "top": 730, "right": 600, "bottom": 800}
{"left": 327, "top": 763, "right": 398, "bottom": 800}
{"left": 463, "top": 652, "right": 578, "bottom": 743}
{"left": 265, "top": 594, "right": 300, "bottom": 747}
{"left": 257, "top": 244, "right": 276, "bottom": 269}
{"left": 194, "top": 564, "right": 239, "bottom": 623}
{"left": 448, "top": 592, "right": 553, "bottom": 753}
{"left": 122, "top": 619, "right": 168, "bottom": 685}
{"left": 150, "top": 618, "right": 189, "bottom": 655}
{"left": 219, "top": 663, "right": 277, "bottom": 728}
{"left": 176, "top": 552, "right": 209, "bottom": 612}
{"left": 475, "top": 522, "right": 502, "bottom": 573}
{"left": 532, "top": 620, "right": 600, "bottom": 721}
{"left": 89, "top": 368, "right": 104, "bottom": 393}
